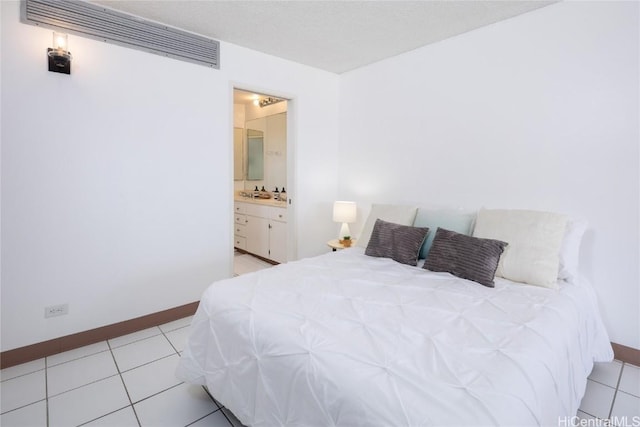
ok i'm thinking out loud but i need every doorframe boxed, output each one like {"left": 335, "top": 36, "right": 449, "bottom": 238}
{"left": 229, "top": 82, "right": 297, "bottom": 275}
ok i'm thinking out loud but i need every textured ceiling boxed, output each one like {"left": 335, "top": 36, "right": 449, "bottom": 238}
{"left": 92, "top": 1, "right": 555, "bottom": 74}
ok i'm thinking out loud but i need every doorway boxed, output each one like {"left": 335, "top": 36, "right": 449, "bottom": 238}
{"left": 232, "top": 88, "right": 290, "bottom": 275}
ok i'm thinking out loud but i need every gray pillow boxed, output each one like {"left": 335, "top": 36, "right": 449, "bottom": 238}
{"left": 365, "top": 219, "right": 429, "bottom": 266}
{"left": 424, "top": 227, "right": 508, "bottom": 287}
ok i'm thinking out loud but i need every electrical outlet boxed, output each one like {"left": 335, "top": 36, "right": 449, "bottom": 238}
{"left": 45, "top": 304, "right": 69, "bottom": 318}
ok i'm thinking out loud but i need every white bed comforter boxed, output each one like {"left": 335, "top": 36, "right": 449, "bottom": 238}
{"left": 176, "top": 248, "right": 613, "bottom": 426}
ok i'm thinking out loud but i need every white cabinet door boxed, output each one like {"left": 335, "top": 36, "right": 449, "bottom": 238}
{"left": 269, "top": 220, "right": 287, "bottom": 263}
{"left": 238, "top": 204, "right": 287, "bottom": 263}
{"left": 245, "top": 215, "right": 269, "bottom": 259}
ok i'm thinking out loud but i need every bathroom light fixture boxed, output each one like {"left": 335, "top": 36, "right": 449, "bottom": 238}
{"left": 47, "top": 31, "right": 72, "bottom": 74}
{"left": 333, "top": 201, "right": 357, "bottom": 240}
{"left": 259, "top": 96, "right": 284, "bottom": 108}
{"left": 252, "top": 94, "right": 260, "bottom": 106}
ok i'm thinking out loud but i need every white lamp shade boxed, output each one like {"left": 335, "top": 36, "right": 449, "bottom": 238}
{"left": 333, "top": 201, "right": 356, "bottom": 223}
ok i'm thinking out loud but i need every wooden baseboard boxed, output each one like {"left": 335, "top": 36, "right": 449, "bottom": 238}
{"left": 0, "top": 301, "right": 199, "bottom": 370}
{"left": 612, "top": 342, "right": 640, "bottom": 366}
{"left": 234, "top": 248, "right": 279, "bottom": 265}
{"left": 2, "top": 305, "right": 637, "bottom": 371}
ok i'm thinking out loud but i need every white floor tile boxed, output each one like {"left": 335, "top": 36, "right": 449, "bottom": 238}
{"left": 47, "top": 350, "right": 118, "bottom": 396}
{"left": 0, "top": 359, "right": 45, "bottom": 382}
{"left": 165, "top": 326, "right": 191, "bottom": 353}
{"left": 619, "top": 364, "right": 640, "bottom": 397}
{"left": 83, "top": 406, "right": 139, "bottom": 426}
{"left": 7, "top": 314, "right": 632, "bottom": 427}
{"left": 46, "top": 341, "right": 109, "bottom": 367}
{"left": 121, "top": 354, "right": 182, "bottom": 403}
{"left": 589, "top": 360, "right": 623, "bottom": 388}
{"left": 108, "top": 326, "right": 162, "bottom": 349}
{"left": 112, "top": 334, "right": 176, "bottom": 372}
{"left": 579, "top": 379, "right": 615, "bottom": 418}
{"left": 159, "top": 316, "right": 193, "bottom": 333}
{"left": 189, "top": 409, "right": 233, "bottom": 427}
{"left": 134, "top": 383, "right": 218, "bottom": 427}
{"left": 234, "top": 254, "right": 272, "bottom": 276}
{"left": 48, "top": 375, "right": 130, "bottom": 427}
{"left": 233, "top": 262, "right": 253, "bottom": 276}
{"left": 611, "top": 391, "right": 640, "bottom": 419}
{"left": 0, "top": 400, "right": 46, "bottom": 426}
{"left": 0, "top": 370, "right": 46, "bottom": 413}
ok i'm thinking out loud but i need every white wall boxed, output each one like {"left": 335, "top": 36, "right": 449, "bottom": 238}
{"left": 265, "top": 113, "right": 287, "bottom": 191}
{"left": 1, "top": 1, "right": 340, "bottom": 351}
{"left": 339, "top": 2, "right": 639, "bottom": 348}
{"left": 4, "top": 0, "right": 636, "bottom": 353}
{"left": 233, "top": 103, "right": 245, "bottom": 128}
{"left": 245, "top": 101, "right": 287, "bottom": 122}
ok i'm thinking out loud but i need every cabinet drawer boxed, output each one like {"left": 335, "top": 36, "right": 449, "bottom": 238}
{"left": 234, "top": 236, "right": 246, "bottom": 250}
{"left": 234, "top": 203, "right": 247, "bottom": 214}
{"left": 234, "top": 214, "right": 246, "bottom": 225}
{"left": 234, "top": 223, "right": 246, "bottom": 237}
{"left": 245, "top": 203, "right": 271, "bottom": 218}
{"left": 271, "top": 208, "right": 287, "bottom": 222}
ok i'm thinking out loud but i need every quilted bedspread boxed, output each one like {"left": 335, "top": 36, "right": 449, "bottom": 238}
{"left": 176, "top": 248, "right": 613, "bottom": 426}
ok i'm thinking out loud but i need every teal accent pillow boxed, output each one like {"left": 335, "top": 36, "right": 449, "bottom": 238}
{"left": 413, "top": 209, "right": 476, "bottom": 259}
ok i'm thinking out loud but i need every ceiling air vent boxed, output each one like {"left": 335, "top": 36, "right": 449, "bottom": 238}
{"left": 21, "top": 0, "right": 220, "bottom": 69}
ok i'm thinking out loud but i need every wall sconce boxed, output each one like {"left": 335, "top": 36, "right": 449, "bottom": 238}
{"left": 333, "top": 201, "right": 357, "bottom": 241}
{"left": 47, "top": 32, "right": 72, "bottom": 74}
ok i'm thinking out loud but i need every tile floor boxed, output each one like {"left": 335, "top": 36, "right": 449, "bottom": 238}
{"left": 1, "top": 252, "right": 638, "bottom": 426}
{"left": 578, "top": 359, "right": 640, "bottom": 422}
{"left": 3, "top": 328, "right": 638, "bottom": 427}
{"left": 233, "top": 251, "right": 274, "bottom": 276}
{"left": 0, "top": 316, "right": 246, "bottom": 427}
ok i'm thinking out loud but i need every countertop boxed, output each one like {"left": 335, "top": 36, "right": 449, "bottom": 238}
{"left": 234, "top": 195, "right": 287, "bottom": 208}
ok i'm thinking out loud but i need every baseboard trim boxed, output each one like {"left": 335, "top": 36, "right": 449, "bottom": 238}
{"left": 2, "top": 307, "right": 637, "bottom": 370}
{"left": 612, "top": 342, "right": 640, "bottom": 366}
{"left": 0, "top": 301, "right": 199, "bottom": 370}
{"left": 234, "top": 248, "right": 279, "bottom": 265}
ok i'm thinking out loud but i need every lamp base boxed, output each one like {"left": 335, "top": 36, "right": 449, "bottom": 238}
{"left": 338, "top": 223, "right": 351, "bottom": 240}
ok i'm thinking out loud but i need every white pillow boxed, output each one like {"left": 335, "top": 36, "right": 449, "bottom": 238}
{"left": 472, "top": 208, "right": 568, "bottom": 288}
{"left": 558, "top": 218, "right": 588, "bottom": 282}
{"left": 356, "top": 204, "right": 418, "bottom": 248}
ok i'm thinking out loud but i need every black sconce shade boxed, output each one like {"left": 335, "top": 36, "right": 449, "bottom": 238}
{"left": 47, "top": 48, "right": 71, "bottom": 74}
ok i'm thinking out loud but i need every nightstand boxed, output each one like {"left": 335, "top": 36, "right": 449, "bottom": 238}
{"left": 327, "top": 239, "right": 356, "bottom": 251}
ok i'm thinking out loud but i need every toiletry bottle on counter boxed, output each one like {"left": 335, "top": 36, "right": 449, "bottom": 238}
{"left": 253, "top": 186, "right": 259, "bottom": 198}
{"left": 274, "top": 187, "right": 280, "bottom": 201}
{"left": 280, "top": 187, "right": 286, "bottom": 203}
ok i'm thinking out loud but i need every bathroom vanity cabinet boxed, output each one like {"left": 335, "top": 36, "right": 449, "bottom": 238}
{"left": 234, "top": 201, "right": 287, "bottom": 264}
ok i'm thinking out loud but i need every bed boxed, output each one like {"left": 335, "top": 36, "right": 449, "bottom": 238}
{"left": 176, "top": 206, "right": 613, "bottom": 426}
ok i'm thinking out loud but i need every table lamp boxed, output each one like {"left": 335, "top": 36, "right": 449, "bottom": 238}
{"left": 333, "top": 201, "right": 357, "bottom": 242}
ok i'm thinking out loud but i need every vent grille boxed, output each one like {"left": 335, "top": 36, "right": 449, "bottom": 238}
{"left": 22, "top": 0, "right": 220, "bottom": 69}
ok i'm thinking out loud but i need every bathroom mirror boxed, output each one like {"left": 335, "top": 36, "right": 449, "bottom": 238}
{"left": 246, "top": 129, "right": 264, "bottom": 181}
